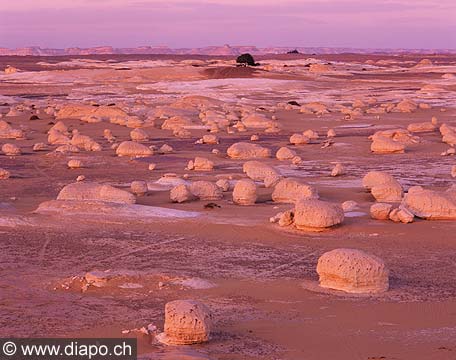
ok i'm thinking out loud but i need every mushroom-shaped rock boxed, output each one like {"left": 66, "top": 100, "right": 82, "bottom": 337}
{"left": 362, "top": 171, "right": 403, "bottom": 202}
{"left": 187, "top": 157, "right": 214, "bottom": 171}
{"left": 276, "top": 147, "right": 296, "bottom": 161}
{"left": 2, "top": 143, "right": 21, "bottom": 156}
{"left": 227, "top": 142, "right": 271, "bottom": 159}
{"left": 57, "top": 182, "right": 136, "bottom": 204}
{"left": 189, "top": 181, "right": 223, "bottom": 201}
{"left": 272, "top": 179, "right": 318, "bottom": 204}
{"left": 158, "top": 300, "right": 213, "bottom": 345}
{"left": 130, "top": 128, "right": 149, "bottom": 142}
{"left": 401, "top": 186, "right": 456, "bottom": 220}
{"left": 232, "top": 179, "right": 257, "bottom": 205}
{"left": 293, "top": 199, "right": 344, "bottom": 231}
{"left": 170, "top": 184, "right": 196, "bottom": 203}
{"left": 370, "top": 203, "right": 393, "bottom": 220}
{"left": 116, "top": 141, "right": 153, "bottom": 157}
{"left": 316, "top": 249, "right": 389, "bottom": 294}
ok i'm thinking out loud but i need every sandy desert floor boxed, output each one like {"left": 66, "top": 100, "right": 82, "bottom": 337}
{"left": 0, "top": 53, "right": 455, "bottom": 359}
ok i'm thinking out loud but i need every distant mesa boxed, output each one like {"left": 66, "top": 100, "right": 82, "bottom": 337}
{"left": 0, "top": 45, "right": 455, "bottom": 56}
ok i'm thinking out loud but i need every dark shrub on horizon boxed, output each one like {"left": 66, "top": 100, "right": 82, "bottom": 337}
{"left": 236, "top": 53, "right": 257, "bottom": 66}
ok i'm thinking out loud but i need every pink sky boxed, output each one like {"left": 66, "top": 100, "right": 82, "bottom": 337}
{"left": 1, "top": 0, "right": 455, "bottom": 49}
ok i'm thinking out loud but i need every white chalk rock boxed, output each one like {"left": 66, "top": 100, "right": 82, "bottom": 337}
{"left": 232, "top": 179, "right": 257, "bottom": 205}
{"left": 371, "top": 136, "right": 405, "bottom": 154}
{"left": 116, "top": 141, "right": 153, "bottom": 157}
{"left": 0, "top": 168, "right": 10, "bottom": 179}
{"left": 276, "top": 147, "right": 296, "bottom": 161}
{"left": 289, "top": 133, "right": 310, "bottom": 145}
{"left": 370, "top": 203, "right": 393, "bottom": 220}
{"left": 170, "top": 184, "right": 195, "bottom": 203}
{"left": 67, "top": 159, "right": 83, "bottom": 169}
{"left": 272, "top": 179, "right": 318, "bottom": 204}
{"left": 2, "top": 143, "right": 21, "bottom": 156}
{"left": 362, "top": 171, "right": 403, "bottom": 202}
{"left": 227, "top": 142, "right": 271, "bottom": 159}
{"left": 57, "top": 182, "right": 136, "bottom": 204}
{"left": 187, "top": 157, "right": 214, "bottom": 171}
{"left": 0, "top": 120, "right": 24, "bottom": 139}
{"left": 131, "top": 181, "right": 148, "bottom": 196}
{"left": 293, "top": 199, "right": 344, "bottom": 231}
{"left": 215, "top": 179, "right": 230, "bottom": 192}
{"left": 401, "top": 186, "right": 456, "bottom": 220}
{"left": 189, "top": 181, "right": 223, "bottom": 201}
{"left": 331, "top": 163, "right": 345, "bottom": 177}
{"left": 130, "top": 128, "right": 149, "bottom": 142}
{"left": 317, "top": 248, "right": 389, "bottom": 294}
{"left": 158, "top": 300, "right": 213, "bottom": 345}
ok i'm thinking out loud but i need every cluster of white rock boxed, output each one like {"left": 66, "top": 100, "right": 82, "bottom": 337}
{"left": 365, "top": 171, "right": 456, "bottom": 223}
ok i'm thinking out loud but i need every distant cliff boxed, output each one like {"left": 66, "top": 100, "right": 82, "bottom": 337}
{"left": 0, "top": 44, "right": 454, "bottom": 56}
